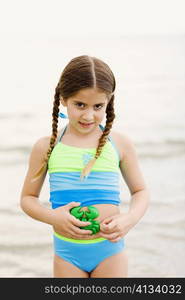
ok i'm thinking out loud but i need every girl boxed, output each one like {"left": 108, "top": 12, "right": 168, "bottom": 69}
{"left": 20, "top": 55, "right": 149, "bottom": 278}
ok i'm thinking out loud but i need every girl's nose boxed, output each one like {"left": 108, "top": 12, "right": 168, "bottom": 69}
{"left": 82, "top": 110, "right": 94, "bottom": 121}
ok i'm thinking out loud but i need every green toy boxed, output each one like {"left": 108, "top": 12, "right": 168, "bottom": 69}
{"left": 70, "top": 206, "right": 100, "bottom": 234}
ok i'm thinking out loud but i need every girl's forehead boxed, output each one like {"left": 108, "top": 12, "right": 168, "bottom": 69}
{"left": 71, "top": 88, "right": 108, "bottom": 102}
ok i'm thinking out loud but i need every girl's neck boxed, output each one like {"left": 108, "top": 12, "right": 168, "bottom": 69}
{"left": 61, "top": 123, "right": 103, "bottom": 147}
{"left": 65, "top": 123, "right": 102, "bottom": 139}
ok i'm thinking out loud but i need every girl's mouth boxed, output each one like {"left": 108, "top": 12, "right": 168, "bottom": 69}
{"left": 79, "top": 121, "right": 94, "bottom": 128}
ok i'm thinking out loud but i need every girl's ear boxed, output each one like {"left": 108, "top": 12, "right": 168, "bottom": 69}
{"left": 60, "top": 96, "right": 67, "bottom": 107}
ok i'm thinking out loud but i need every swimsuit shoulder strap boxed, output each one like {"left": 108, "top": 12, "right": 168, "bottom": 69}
{"left": 56, "top": 126, "right": 67, "bottom": 143}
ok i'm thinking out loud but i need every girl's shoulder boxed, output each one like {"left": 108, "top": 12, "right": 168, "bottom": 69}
{"left": 110, "top": 130, "right": 136, "bottom": 161}
{"left": 32, "top": 130, "right": 62, "bottom": 158}
{"left": 34, "top": 135, "right": 50, "bottom": 151}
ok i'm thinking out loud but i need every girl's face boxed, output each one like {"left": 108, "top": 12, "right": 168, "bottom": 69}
{"left": 61, "top": 88, "right": 109, "bottom": 135}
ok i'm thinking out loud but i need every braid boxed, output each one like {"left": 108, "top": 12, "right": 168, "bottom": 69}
{"left": 80, "top": 94, "right": 115, "bottom": 180}
{"left": 95, "top": 95, "right": 115, "bottom": 159}
{"left": 46, "top": 86, "right": 60, "bottom": 159}
{"left": 31, "top": 86, "right": 60, "bottom": 182}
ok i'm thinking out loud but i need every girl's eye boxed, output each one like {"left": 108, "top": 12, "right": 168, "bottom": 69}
{"left": 75, "top": 103, "right": 85, "bottom": 108}
{"left": 94, "top": 104, "right": 103, "bottom": 110}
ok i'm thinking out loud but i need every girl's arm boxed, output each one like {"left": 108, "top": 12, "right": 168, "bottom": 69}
{"left": 20, "top": 136, "right": 52, "bottom": 223}
{"left": 119, "top": 133, "right": 150, "bottom": 224}
{"left": 100, "top": 132, "right": 150, "bottom": 241}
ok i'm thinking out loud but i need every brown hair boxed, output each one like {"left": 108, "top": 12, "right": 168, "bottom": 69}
{"left": 31, "top": 55, "right": 116, "bottom": 182}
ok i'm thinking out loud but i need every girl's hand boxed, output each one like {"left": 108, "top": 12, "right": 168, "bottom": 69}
{"left": 51, "top": 202, "right": 93, "bottom": 239}
{"left": 100, "top": 212, "right": 135, "bottom": 243}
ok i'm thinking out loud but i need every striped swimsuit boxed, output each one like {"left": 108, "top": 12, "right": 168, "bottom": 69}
{"left": 48, "top": 124, "right": 125, "bottom": 272}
